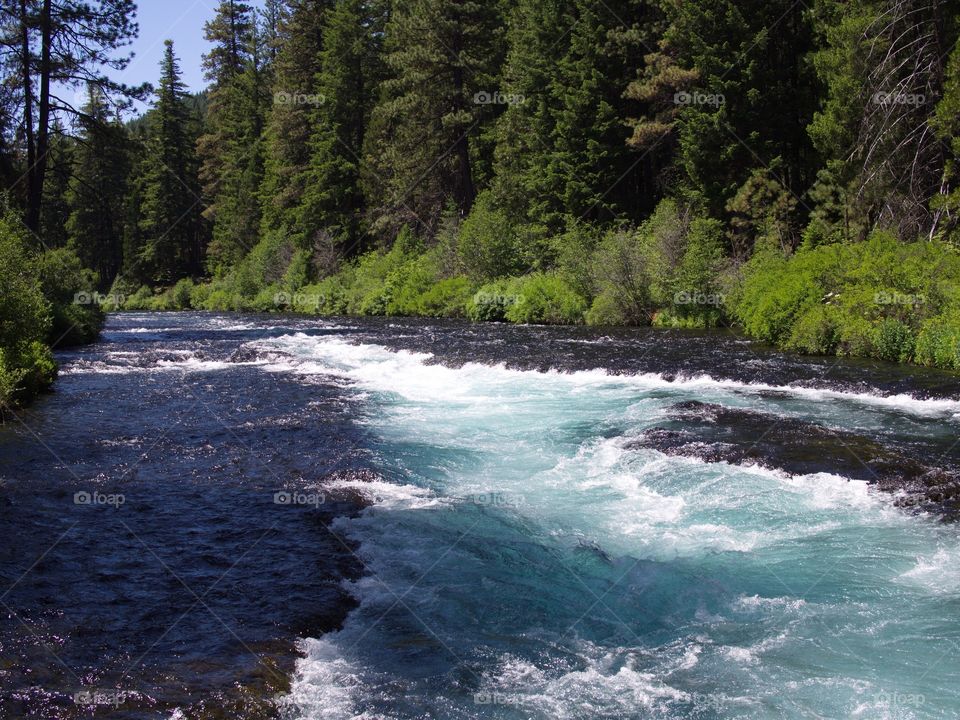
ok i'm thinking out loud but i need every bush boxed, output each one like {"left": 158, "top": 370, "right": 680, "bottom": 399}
{"left": 457, "top": 191, "right": 525, "bottom": 280}
{"left": 915, "top": 315, "right": 960, "bottom": 369}
{"left": 503, "top": 273, "right": 587, "bottom": 325}
{"left": 37, "top": 246, "right": 103, "bottom": 345}
{"left": 467, "top": 279, "right": 521, "bottom": 321}
{"left": 668, "top": 218, "right": 726, "bottom": 325}
{"left": 784, "top": 304, "right": 840, "bottom": 355}
{"left": 416, "top": 277, "right": 474, "bottom": 317}
{"left": 0, "top": 213, "right": 56, "bottom": 408}
{"left": 733, "top": 231, "right": 960, "bottom": 367}
{"left": 170, "top": 278, "right": 195, "bottom": 310}
{"left": 385, "top": 254, "right": 438, "bottom": 316}
{"left": 872, "top": 318, "right": 915, "bottom": 363}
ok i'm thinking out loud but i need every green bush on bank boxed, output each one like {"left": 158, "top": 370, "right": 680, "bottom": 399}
{"left": 0, "top": 212, "right": 102, "bottom": 410}
{"left": 107, "top": 196, "right": 960, "bottom": 373}
{"left": 733, "top": 232, "right": 960, "bottom": 367}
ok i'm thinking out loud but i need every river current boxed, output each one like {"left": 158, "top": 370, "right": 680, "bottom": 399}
{"left": 2, "top": 312, "right": 960, "bottom": 719}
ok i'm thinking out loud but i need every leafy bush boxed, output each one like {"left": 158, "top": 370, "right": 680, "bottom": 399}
{"left": 734, "top": 231, "right": 960, "bottom": 367}
{"left": 915, "top": 315, "right": 960, "bottom": 369}
{"left": 784, "top": 304, "right": 840, "bottom": 355}
{"left": 467, "top": 279, "right": 522, "bottom": 321}
{"left": 503, "top": 273, "right": 587, "bottom": 325}
{"left": 457, "top": 191, "right": 525, "bottom": 280}
{"left": 0, "top": 213, "right": 56, "bottom": 408}
{"left": 37, "top": 246, "right": 103, "bottom": 344}
{"left": 170, "top": 278, "right": 195, "bottom": 310}
{"left": 667, "top": 218, "right": 726, "bottom": 326}
{"left": 385, "top": 254, "right": 438, "bottom": 316}
{"left": 415, "top": 277, "right": 474, "bottom": 317}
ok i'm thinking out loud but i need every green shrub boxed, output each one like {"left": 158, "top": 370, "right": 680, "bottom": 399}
{"left": 0, "top": 213, "right": 57, "bottom": 408}
{"left": 467, "top": 279, "right": 521, "bottom": 321}
{"left": 734, "top": 230, "right": 960, "bottom": 367}
{"left": 386, "top": 255, "right": 438, "bottom": 316}
{"left": 585, "top": 292, "right": 627, "bottom": 326}
{"left": 668, "top": 218, "right": 726, "bottom": 325}
{"left": 123, "top": 285, "right": 157, "bottom": 310}
{"left": 189, "top": 280, "right": 214, "bottom": 309}
{"left": 872, "top": 318, "right": 915, "bottom": 363}
{"left": 915, "top": 316, "right": 960, "bottom": 369}
{"left": 170, "top": 278, "right": 195, "bottom": 310}
{"left": 416, "top": 277, "right": 474, "bottom": 317}
{"left": 785, "top": 304, "right": 840, "bottom": 355}
{"left": 458, "top": 191, "right": 525, "bottom": 280}
{"left": 36, "top": 246, "right": 102, "bottom": 344}
{"left": 503, "top": 273, "right": 587, "bottom": 325}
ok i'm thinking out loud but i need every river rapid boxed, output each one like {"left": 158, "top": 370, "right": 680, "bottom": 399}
{"left": 2, "top": 312, "right": 960, "bottom": 719}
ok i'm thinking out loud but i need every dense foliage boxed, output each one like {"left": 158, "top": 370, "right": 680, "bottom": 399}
{"left": 2, "top": 0, "right": 960, "bottom": 381}
{"left": 0, "top": 212, "right": 101, "bottom": 411}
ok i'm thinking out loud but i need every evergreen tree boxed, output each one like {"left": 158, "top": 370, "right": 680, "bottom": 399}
{"left": 135, "top": 40, "right": 204, "bottom": 284}
{"left": 0, "top": 0, "right": 146, "bottom": 233}
{"left": 39, "top": 122, "right": 74, "bottom": 249}
{"left": 490, "top": 0, "right": 650, "bottom": 240}
{"left": 259, "top": 0, "right": 332, "bottom": 244}
{"left": 65, "top": 86, "right": 130, "bottom": 285}
{"left": 808, "top": 0, "right": 959, "bottom": 241}
{"left": 668, "top": 0, "right": 816, "bottom": 225}
{"left": 362, "top": 0, "right": 504, "bottom": 241}
{"left": 299, "top": 0, "right": 387, "bottom": 262}
{"left": 197, "top": 0, "right": 265, "bottom": 272}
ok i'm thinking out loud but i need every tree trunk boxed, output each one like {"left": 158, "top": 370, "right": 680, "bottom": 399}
{"left": 25, "top": 0, "right": 52, "bottom": 235}
{"left": 20, "top": 0, "right": 37, "bottom": 232}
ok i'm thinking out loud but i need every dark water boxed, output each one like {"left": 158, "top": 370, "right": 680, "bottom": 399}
{"left": 1, "top": 313, "right": 959, "bottom": 719}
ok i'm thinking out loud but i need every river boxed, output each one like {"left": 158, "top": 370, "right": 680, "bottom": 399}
{"left": 1, "top": 312, "right": 959, "bottom": 718}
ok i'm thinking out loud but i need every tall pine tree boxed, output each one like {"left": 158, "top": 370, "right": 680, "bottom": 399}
{"left": 362, "top": 0, "right": 504, "bottom": 241}
{"left": 66, "top": 86, "right": 130, "bottom": 286}
{"left": 133, "top": 40, "right": 204, "bottom": 284}
{"left": 298, "top": 0, "right": 387, "bottom": 265}
{"left": 196, "top": 0, "right": 266, "bottom": 272}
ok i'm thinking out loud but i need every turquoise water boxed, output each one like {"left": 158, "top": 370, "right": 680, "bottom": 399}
{"left": 259, "top": 333, "right": 960, "bottom": 720}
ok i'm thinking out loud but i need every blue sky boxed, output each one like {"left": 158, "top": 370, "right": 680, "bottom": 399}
{"left": 118, "top": 0, "right": 264, "bottom": 111}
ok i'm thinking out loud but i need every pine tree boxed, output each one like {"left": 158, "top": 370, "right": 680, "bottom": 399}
{"left": 809, "top": 0, "right": 959, "bottom": 241}
{"left": 362, "top": 0, "right": 504, "bottom": 241}
{"left": 65, "top": 86, "right": 130, "bottom": 285}
{"left": 298, "top": 0, "right": 387, "bottom": 262}
{"left": 39, "top": 121, "right": 74, "bottom": 249}
{"left": 259, "top": 0, "right": 332, "bottom": 244}
{"left": 135, "top": 40, "right": 204, "bottom": 284}
{"left": 489, "top": 0, "right": 650, "bottom": 239}
{"left": 196, "top": 0, "right": 265, "bottom": 272}
{"left": 0, "top": 0, "right": 147, "bottom": 234}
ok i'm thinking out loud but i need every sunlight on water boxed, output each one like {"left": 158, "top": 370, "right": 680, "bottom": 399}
{"left": 250, "top": 333, "right": 960, "bottom": 719}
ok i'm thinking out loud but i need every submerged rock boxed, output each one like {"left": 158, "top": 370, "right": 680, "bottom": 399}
{"left": 633, "top": 401, "right": 960, "bottom": 518}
